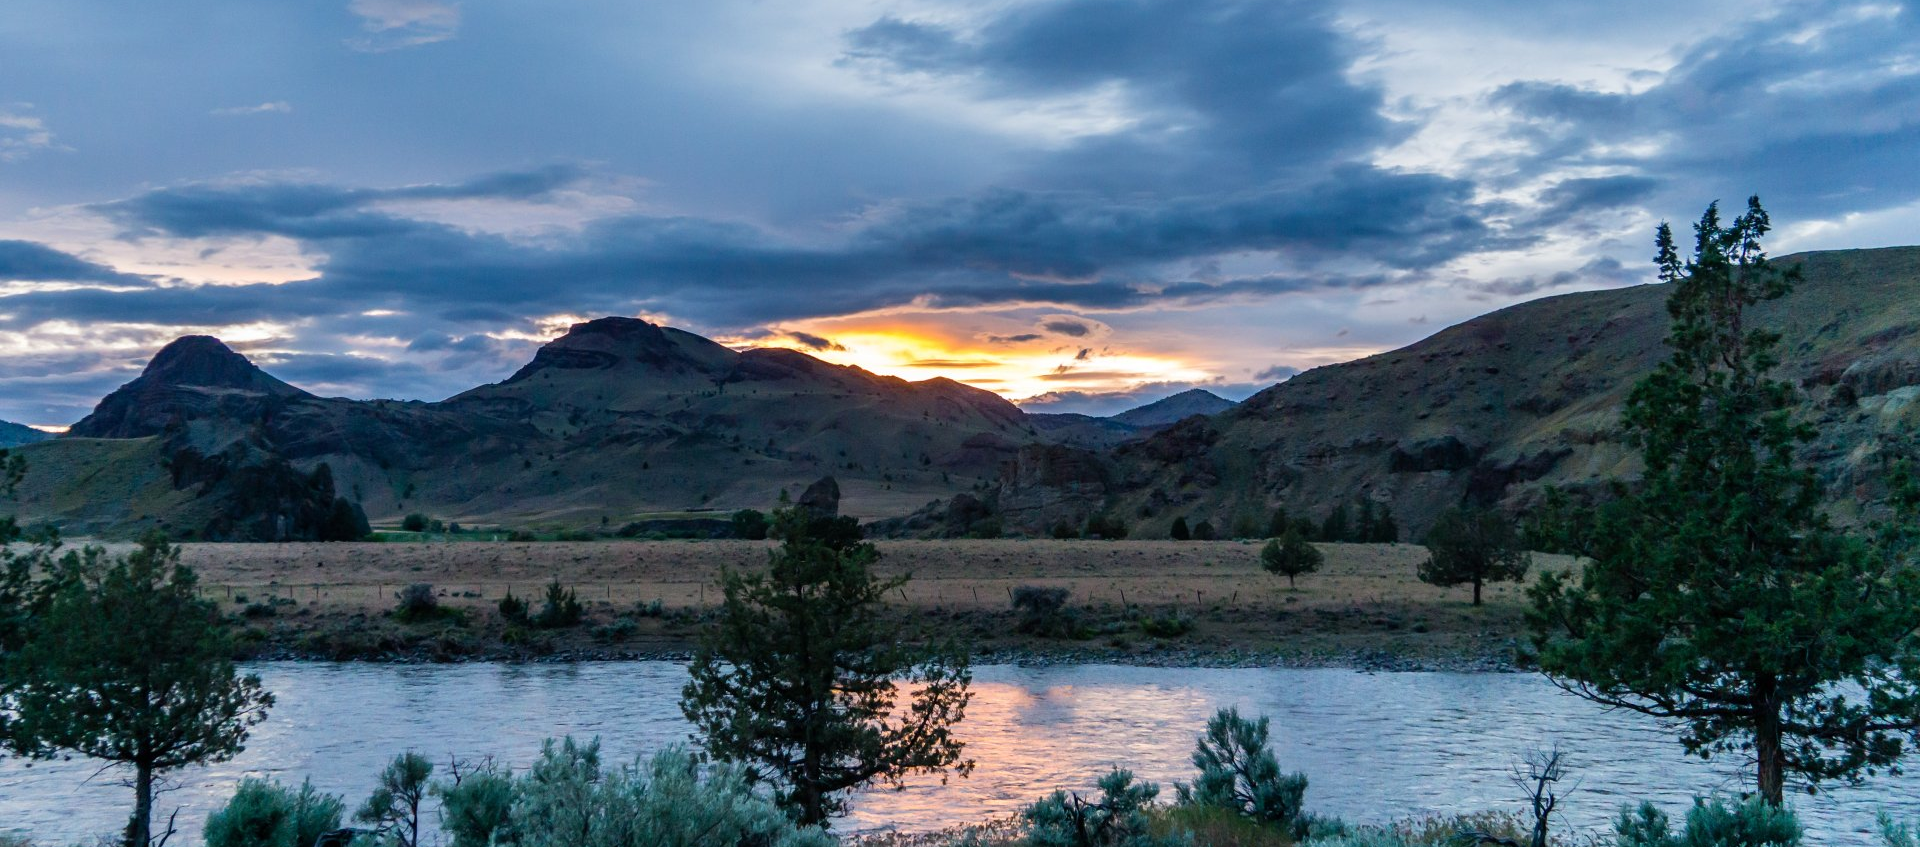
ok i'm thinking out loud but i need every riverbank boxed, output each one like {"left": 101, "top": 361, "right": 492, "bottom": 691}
{"left": 171, "top": 538, "right": 1562, "bottom": 669}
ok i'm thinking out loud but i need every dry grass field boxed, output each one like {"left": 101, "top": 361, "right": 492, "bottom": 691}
{"left": 160, "top": 539, "right": 1570, "bottom": 667}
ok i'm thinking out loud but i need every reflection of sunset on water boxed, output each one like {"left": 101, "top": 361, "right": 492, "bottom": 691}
{"left": 3, "top": 663, "right": 1913, "bottom": 844}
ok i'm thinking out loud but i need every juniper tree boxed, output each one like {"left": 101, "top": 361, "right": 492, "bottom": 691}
{"left": 680, "top": 504, "right": 972, "bottom": 826}
{"left": 1418, "top": 505, "right": 1529, "bottom": 606}
{"left": 1260, "top": 528, "right": 1322, "bottom": 589}
{"left": 1529, "top": 197, "right": 1920, "bottom": 804}
{"left": 1, "top": 533, "right": 273, "bottom": 847}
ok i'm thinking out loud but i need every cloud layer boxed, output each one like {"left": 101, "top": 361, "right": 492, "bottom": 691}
{"left": 0, "top": 0, "right": 1917, "bottom": 424}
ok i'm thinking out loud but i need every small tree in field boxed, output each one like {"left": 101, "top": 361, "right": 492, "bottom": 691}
{"left": 1530, "top": 197, "right": 1920, "bottom": 805}
{"left": 1260, "top": 528, "right": 1321, "bottom": 589}
{"left": 1, "top": 533, "right": 273, "bottom": 847}
{"left": 1418, "top": 506, "right": 1528, "bottom": 605}
{"left": 681, "top": 504, "right": 972, "bottom": 826}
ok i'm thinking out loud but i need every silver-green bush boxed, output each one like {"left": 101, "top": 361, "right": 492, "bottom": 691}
{"left": 505, "top": 738, "right": 832, "bottom": 847}
{"left": 203, "top": 777, "right": 345, "bottom": 847}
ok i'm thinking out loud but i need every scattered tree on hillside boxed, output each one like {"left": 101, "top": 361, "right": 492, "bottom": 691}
{"left": 681, "top": 504, "right": 972, "bottom": 826}
{"left": 1, "top": 533, "right": 273, "bottom": 847}
{"left": 1191, "top": 520, "right": 1216, "bottom": 541}
{"left": 1260, "top": 528, "right": 1322, "bottom": 589}
{"left": 1265, "top": 507, "right": 1291, "bottom": 539}
{"left": 1529, "top": 197, "right": 1920, "bottom": 805}
{"left": 1318, "top": 504, "right": 1350, "bottom": 544}
{"left": 1417, "top": 505, "right": 1529, "bottom": 606}
{"left": 1170, "top": 517, "right": 1191, "bottom": 541}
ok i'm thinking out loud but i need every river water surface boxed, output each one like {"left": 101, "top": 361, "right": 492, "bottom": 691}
{"left": 2, "top": 662, "right": 1915, "bottom": 843}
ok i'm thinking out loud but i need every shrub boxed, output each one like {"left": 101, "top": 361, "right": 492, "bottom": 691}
{"left": 507, "top": 739, "right": 831, "bottom": 847}
{"left": 1084, "top": 513, "right": 1129, "bottom": 540}
{"left": 498, "top": 590, "right": 530, "bottom": 623}
{"left": 435, "top": 762, "right": 514, "bottom": 847}
{"left": 1157, "top": 805, "right": 1295, "bottom": 847}
{"left": 1139, "top": 613, "right": 1193, "bottom": 638}
{"left": 1177, "top": 708, "right": 1307, "bottom": 830}
{"left": 592, "top": 619, "right": 638, "bottom": 643}
{"left": 730, "top": 509, "right": 770, "bottom": 540}
{"left": 392, "top": 584, "right": 439, "bottom": 622}
{"left": 1882, "top": 813, "right": 1920, "bottom": 847}
{"left": 1026, "top": 769, "right": 1171, "bottom": 847}
{"left": 1613, "top": 798, "right": 1801, "bottom": 847}
{"left": 400, "top": 513, "right": 429, "bottom": 533}
{"left": 1013, "top": 585, "right": 1078, "bottom": 637}
{"left": 635, "top": 599, "right": 665, "bottom": 618}
{"left": 535, "top": 579, "right": 584, "bottom": 628}
{"left": 204, "top": 778, "right": 345, "bottom": 847}
{"left": 507, "top": 530, "right": 538, "bottom": 542}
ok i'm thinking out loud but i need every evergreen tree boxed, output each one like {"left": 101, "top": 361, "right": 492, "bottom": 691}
{"left": 1260, "top": 528, "right": 1322, "bottom": 589}
{"left": 1354, "top": 500, "right": 1377, "bottom": 544}
{"left": 1370, "top": 506, "right": 1399, "bottom": 543}
{"left": 1529, "top": 198, "right": 1920, "bottom": 804}
{"left": 681, "top": 505, "right": 972, "bottom": 826}
{"left": 1, "top": 533, "right": 273, "bottom": 847}
{"left": 1265, "top": 507, "right": 1290, "bottom": 539}
{"left": 356, "top": 753, "right": 433, "bottom": 847}
{"left": 1319, "top": 504, "right": 1350, "bottom": 544}
{"left": 1418, "top": 506, "right": 1529, "bottom": 606}
{"left": 1169, "top": 517, "right": 1191, "bottom": 541}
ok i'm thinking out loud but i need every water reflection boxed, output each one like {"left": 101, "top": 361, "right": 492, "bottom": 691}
{"left": 0, "top": 662, "right": 1910, "bottom": 844}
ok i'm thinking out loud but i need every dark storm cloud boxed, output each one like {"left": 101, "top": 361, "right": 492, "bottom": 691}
{"left": 1491, "top": 2, "right": 1920, "bottom": 219}
{"left": 844, "top": 0, "right": 1400, "bottom": 189}
{"left": 0, "top": 240, "right": 149, "bottom": 285}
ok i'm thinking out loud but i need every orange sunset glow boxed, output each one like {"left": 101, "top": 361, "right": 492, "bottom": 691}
{"left": 720, "top": 312, "right": 1222, "bottom": 403}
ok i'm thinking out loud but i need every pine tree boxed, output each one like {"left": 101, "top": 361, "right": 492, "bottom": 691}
{"left": 1, "top": 533, "right": 273, "bottom": 846}
{"left": 1169, "top": 517, "right": 1191, "bottom": 541}
{"left": 1529, "top": 197, "right": 1920, "bottom": 804}
{"left": 1418, "top": 506, "right": 1528, "bottom": 606}
{"left": 1319, "top": 504, "right": 1350, "bottom": 544}
{"left": 681, "top": 505, "right": 972, "bottom": 826}
{"left": 1260, "top": 528, "right": 1322, "bottom": 589}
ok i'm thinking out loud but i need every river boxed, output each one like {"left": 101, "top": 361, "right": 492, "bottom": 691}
{"left": 2, "top": 662, "right": 1914, "bottom": 844}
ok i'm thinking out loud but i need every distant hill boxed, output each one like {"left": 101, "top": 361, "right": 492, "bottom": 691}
{"left": 0, "top": 420, "right": 50, "bottom": 448}
{"left": 19, "top": 317, "right": 1044, "bottom": 536}
{"left": 1111, "top": 389, "right": 1237, "bottom": 428}
{"left": 1096, "top": 246, "right": 1920, "bottom": 538}
{"left": 21, "top": 246, "right": 1920, "bottom": 540}
{"left": 1026, "top": 389, "right": 1238, "bottom": 449}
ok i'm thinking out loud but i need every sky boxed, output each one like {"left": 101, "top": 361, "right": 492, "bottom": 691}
{"left": 2, "top": 0, "right": 1918, "bottom": 427}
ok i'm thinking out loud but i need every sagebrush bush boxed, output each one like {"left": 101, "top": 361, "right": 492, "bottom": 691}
{"left": 1177, "top": 708, "right": 1307, "bottom": 831}
{"left": 1012, "top": 585, "right": 1078, "bottom": 638}
{"left": 1881, "top": 812, "right": 1920, "bottom": 847}
{"left": 504, "top": 738, "right": 831, "bottom": 847}
{"left": 1613, "top": 798, "right": 1801, "bottom": 847}
{"left": 203, "top": 777, "right": 344, "bottom": 847}
{"left": 435, "top": 762, "right": 514, "bottom": 847}
{"left": 393, "top": 584, "right": 438, "bottom": 622}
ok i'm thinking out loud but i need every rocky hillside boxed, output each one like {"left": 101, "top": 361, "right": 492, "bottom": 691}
{"left": 0, "top": 420, "right": 49, "bottom": 448}
{"left": 1100, "top": 246, "right": 1920, "bottom": 538}
{"left": 16, "top": 317, "right": 1042, "bottom": 535}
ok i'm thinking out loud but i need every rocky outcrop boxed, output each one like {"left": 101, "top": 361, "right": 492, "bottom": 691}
{"left": 68, "top": 336, "right": 310, "bottom": 439}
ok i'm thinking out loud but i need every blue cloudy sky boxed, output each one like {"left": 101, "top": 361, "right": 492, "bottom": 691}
{"left": 2, "top": 0, "right": 1917, "bottom": 426}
